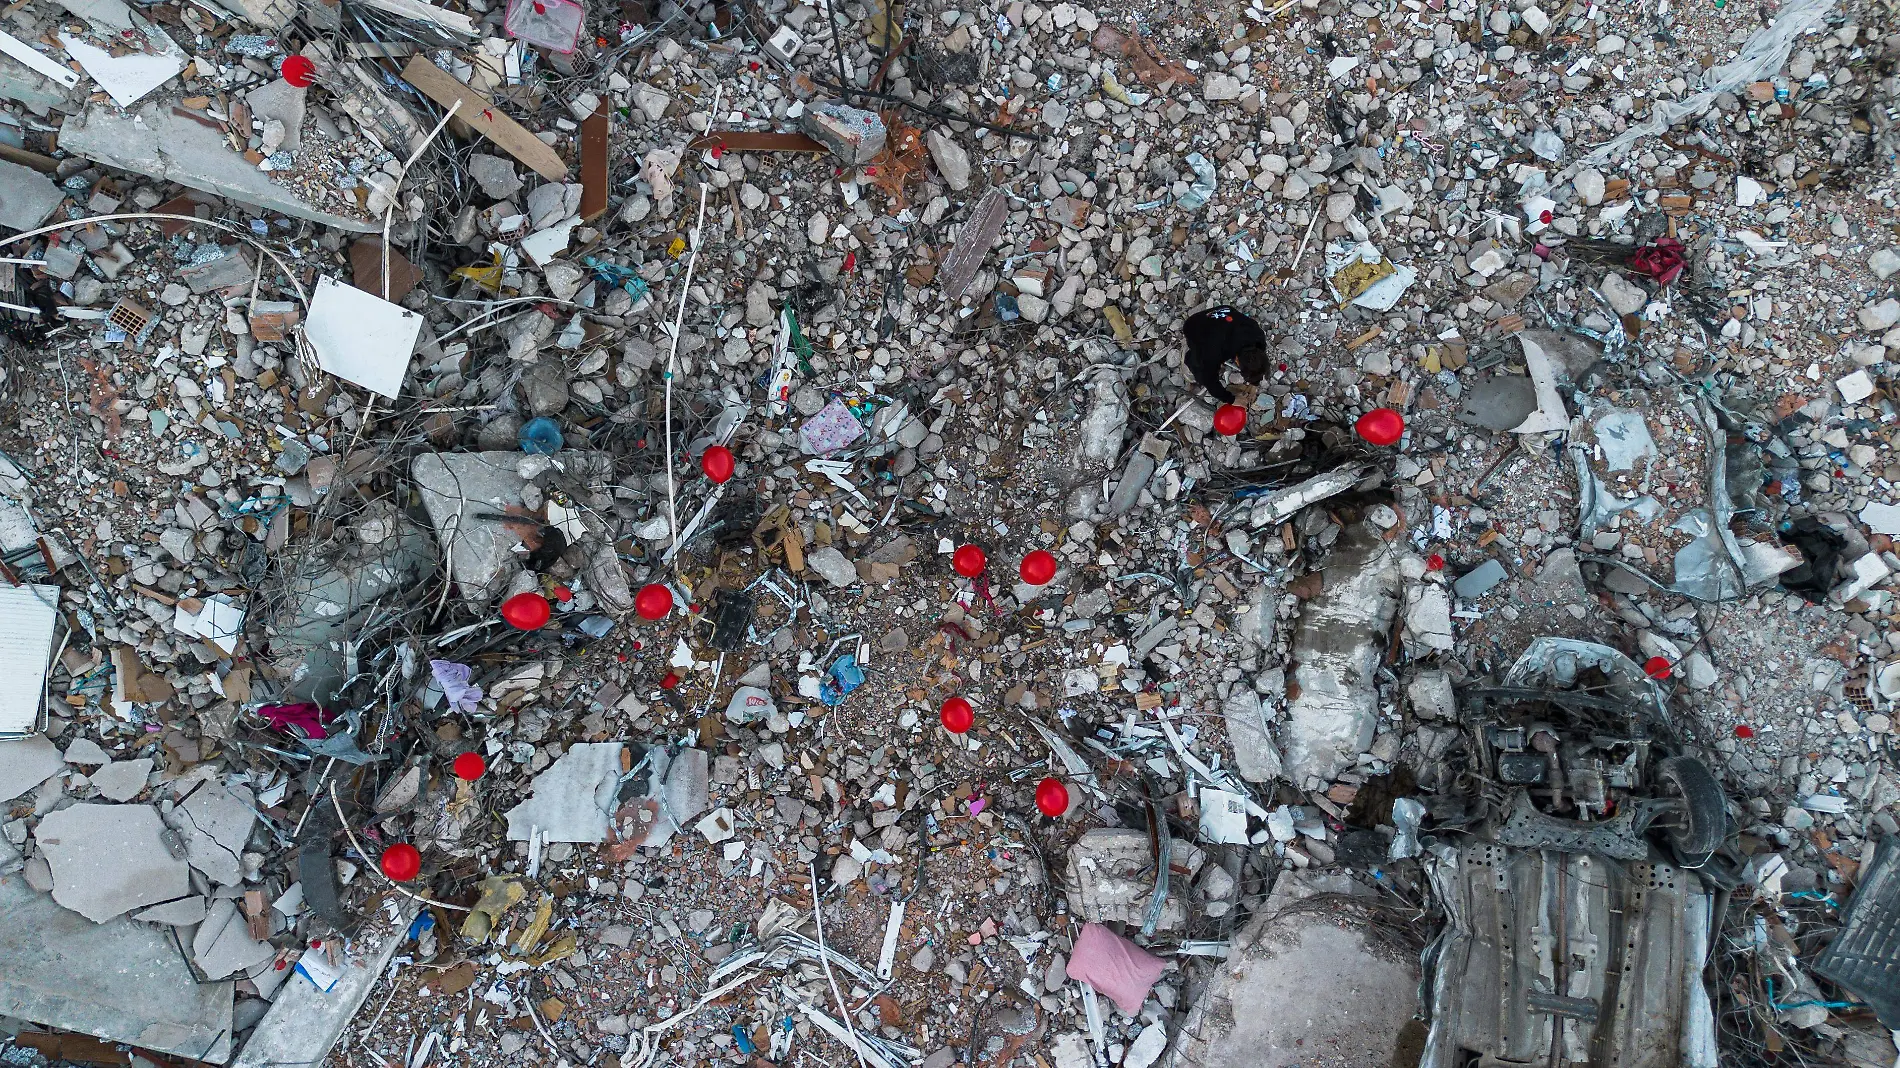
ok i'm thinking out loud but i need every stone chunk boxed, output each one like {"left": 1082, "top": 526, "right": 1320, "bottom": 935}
{"left": 800, "top": 102, "right": 886, "bottom": 165}
{"left": 926, "top": 128, "right": 972, "bottom": 191}
{"left": 0, "top": 159, "right": 64, "bottom": 231}
{"left": 0, "top": 738, "right": 63, "bottom": 803}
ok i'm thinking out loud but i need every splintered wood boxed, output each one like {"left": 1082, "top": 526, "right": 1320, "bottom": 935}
{"left": 1091, "top": 25, "right": 1197, "bottom": 87}
{"left": 938, "top": 188, "right": 1008, "bottom": 301}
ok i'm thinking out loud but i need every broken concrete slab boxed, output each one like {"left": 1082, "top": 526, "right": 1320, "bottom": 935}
{"left": 230, "top": 899, "right": 416, "bottom": 1068}
{"left": 1283, "top": 524, "right": 1401, "bottom": 785}
{"left": 0, "top": 158, "right": 64, "bottom": 231}
{"left": 1168, "top": 870, "right": 1420, "bottom": 1067}
{"left": 0, "top": 737, "right": 64, "bottom": 802}
{"left": 1222, "top": 688, "right": 1281, "bottom": 783}
{"left": 58, "top": 103, "right": 377, "bottom": 233}
{"left": 192, "top": 897, "right": 275, "bottom": 981}
{"left": 62, "top": 738, "right": 108, "bottom": 766}
{"left": 167, "top": 781, "right": 257, "bottom": 887}
{"left": 0, "top": 874, "right": 232, "bottom": 1063}
{"left": 34, "top": 803, "right": 190, "bottom": 922}
{"left": 89, "top": 758, "right": 153, "bottom": 802}
{"left": 412, "top": 451, "right": 610, "bottom": 606}
{"left": 504, "top": 742, "right": 623, "bottom": 843}
{"left": 134, "top": 895, "right": 207, "bottom": 925}
{"left": 0, "top": 51, "right": 83, "bottom": 112}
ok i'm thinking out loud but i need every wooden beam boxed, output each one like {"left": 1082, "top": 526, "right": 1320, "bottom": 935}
{"left": 399, "top": 56, "right": 566, "bottom": 182}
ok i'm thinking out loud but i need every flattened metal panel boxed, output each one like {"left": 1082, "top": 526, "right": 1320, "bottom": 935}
{"left": 1423, "top": 844, "right": 1702, "bottom": 1068}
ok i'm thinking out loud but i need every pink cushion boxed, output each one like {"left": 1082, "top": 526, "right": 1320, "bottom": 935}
{"left": 1066, "top": 922, "right": 1166, "bottom": 1016}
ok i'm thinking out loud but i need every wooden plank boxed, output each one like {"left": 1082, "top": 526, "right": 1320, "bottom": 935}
{"left": 688, "top": 130, "right": 827, "bottom": 154}
{"left": 399, "top": 56, "right": 566, "bottom": 181}
{"left": 579, "top": 99, "right": 610, "bottom": 222}
{"left": 938, "top": 187, "right": 1007, "bottom": 301}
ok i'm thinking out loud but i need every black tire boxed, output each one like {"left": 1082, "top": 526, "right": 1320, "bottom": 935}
{"left": 1657, "top": 756, "right": 1726, "bottom": 866}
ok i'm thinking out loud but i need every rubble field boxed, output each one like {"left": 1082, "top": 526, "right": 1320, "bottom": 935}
{"left": 2, "top": 0, "right": 1900, "bottom": 1061}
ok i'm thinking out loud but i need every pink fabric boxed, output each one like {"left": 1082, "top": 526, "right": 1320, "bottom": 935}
{"left": 1066, "top": 922, "right": 1166, "bottom": 1015}
{"left": 258, "top": 702, "right": 332, "bottom": 739}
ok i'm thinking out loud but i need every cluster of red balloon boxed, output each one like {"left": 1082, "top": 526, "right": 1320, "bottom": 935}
{"left": 1210, "top": 402, "right": 1408, "bottom": 449}
{"left": 940, "top": 545, "right": 1076, "bottom": 818}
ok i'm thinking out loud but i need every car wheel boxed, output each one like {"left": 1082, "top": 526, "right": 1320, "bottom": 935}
{"left": 1657, "top": 756, "right": 1726, "bottom": 866}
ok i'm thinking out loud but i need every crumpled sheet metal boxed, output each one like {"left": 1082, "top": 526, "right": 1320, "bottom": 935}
{"left": 1282, "top": 524, "right": 1401, "bottom": 784}
{"left": 1504, "top": 636, "right": 1667, "bottom": 721}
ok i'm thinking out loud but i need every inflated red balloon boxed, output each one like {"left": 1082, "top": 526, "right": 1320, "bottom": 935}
{"left": 634, "top": 583, "right": 673, "bottom": 621}
{"left": 700, "top": 445, "right": 735, "bottom": 484}
{"left": 939, "top": 696, "right": 974, "bottom": 734}
{"left": 1643, "top": 656, "right": 1673, "bottom": 680}
{"left": 279, "top": 55, "right": 316, "bottom": 88}
{"left": 500, "top": 592, "right": 551, "bottom": 630}
{"left": 952, "top": 544, "right": 987, "bottom": 578}
{"left": 380, "top": 843, "right": 421, "bottom": 882}
{"left": 1034, "top": 777, "right": 1069, "bottom": 819}
{"left": 452, "top": 752, "right": 486, "bottom": 781}
{"left": 1213, "top": 403, "right": 1248, "bottom": 436}
{"left": 1354, "top": 407, "right": 1406, "bottom": 446}
{"left": 1019, "top": 550, "right": 1057, "bottom": 585}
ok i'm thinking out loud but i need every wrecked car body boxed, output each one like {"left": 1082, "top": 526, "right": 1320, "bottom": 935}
{"left": 1418, "top": 638, "right": 1727, "bottom": 1068}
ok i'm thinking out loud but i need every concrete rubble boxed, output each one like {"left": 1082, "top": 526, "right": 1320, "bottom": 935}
{"left": 0, "top": 0, "right": 1896, "bottom": 1060}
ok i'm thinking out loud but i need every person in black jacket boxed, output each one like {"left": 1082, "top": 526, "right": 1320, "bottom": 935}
{"left": 1182, "top": 305, "right": 1268, "bottom": 405}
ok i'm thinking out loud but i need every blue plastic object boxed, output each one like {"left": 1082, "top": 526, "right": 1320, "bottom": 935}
{"left": 520, "top": 417, "right": 564, "bottom": 454}
{"left": 818, "top": 655, "right": 865, "bottom": 706}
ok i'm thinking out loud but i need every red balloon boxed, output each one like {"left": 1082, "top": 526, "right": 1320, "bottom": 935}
{"left": 1019, "top": 550, "right": 1057, "bottom": 586}
{"left": 380, "top": 843, "right": 421, "bottom": 882}
{"left": 1354, "top": 407, "right": 1406, "bottom": 446}
{"left": 700, "top": 445, "right": 735, "bottom": 483}
{"left": 500, "top": 592, "right": 550, "bottom": 630}
{"left": 1213, "top": 403, "right": 1248, "bottom": 436}
{"left": 634, "top": 583, "right": 673, "bottom": 621}
{"left": 280, "top": 54, "right": 316, "bottom": 88}
{"left": 1034, "top": 777, "right": 1069, "bottom": 819}
{"left": 452, "top": 752, "right": 486, "bottom": 781}
{"left": 1644, "top": 656, "right": 1673, "bottom": 680}
{"left": 953, "top": 544, "right": 987, "bottom": 578}
{"left": 939, "top": 696, "right": 974, "bottom": 734}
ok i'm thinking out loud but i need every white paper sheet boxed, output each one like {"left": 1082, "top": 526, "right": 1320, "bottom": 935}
{"left": 305, "top": 275, "right": 423, "bottom": 399}
{"left": 58, "top": 23, "right": 186, "bottom": 108}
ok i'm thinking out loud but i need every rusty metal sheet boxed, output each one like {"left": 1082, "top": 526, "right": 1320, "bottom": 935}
{"left": 580, "top": 99, "right": 610, "bottom": 222}
{"left": 687, "top": 131, "right": 827, "bottom": 154}
{"left": 938, "top": 187, "right": 1007, "bottom": 302}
